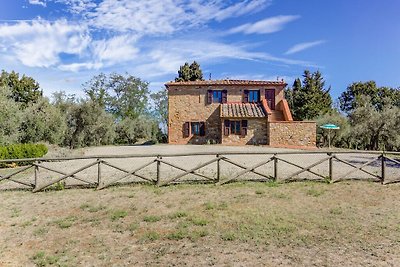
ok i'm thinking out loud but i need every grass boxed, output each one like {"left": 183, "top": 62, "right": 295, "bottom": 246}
{"left": 32, "top": 251, "right": 59, "bottom": 267}
{"left": 141, "top": 231, "right": 160, "bottom": 242}
{"left": 110, "top": 210, "right": 128, "bottom": 221}
{"left": 143, "top": 215, "right": 162, "bottom": 222}
{"left": 306, "top": 187, "right": 326, "bottom": 197}
{"left": 190, "top": 217, "right": 208, "bottom": 226}
{"left": 54, "top": 216, "right": 77, "bottom": 229}
{"left": 168, "top": 211, "right": 188, "bottom": 219}
{"left": 1, "top": 182, "right": 399, "bottom": 266}
{"left": 80, "top": 203, "right": 107, "bottom": 212}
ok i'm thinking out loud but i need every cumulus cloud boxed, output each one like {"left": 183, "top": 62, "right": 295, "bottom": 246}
{"left": 285, "top": 40, "right": 326, "bottom": 55}
{"left": 229, "top": 15, "right": 300, "bottom": 34}
{"left": 0, "top": 19, "right": 90, "bottom": 67}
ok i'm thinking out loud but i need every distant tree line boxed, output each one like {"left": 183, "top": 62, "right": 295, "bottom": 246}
{"left": 0, "top": 70, "right": 167, "bottom": 148}
{"left": 286, "top": 70, "right": 400, "bottom": 151}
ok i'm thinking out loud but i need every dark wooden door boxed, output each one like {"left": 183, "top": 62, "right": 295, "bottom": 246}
{"left": 265, "top": 89, "right": 275, "bottom": 110}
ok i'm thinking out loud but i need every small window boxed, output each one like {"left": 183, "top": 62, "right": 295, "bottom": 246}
{"left": 189, "top": 122, "right": 206, "bottom": 136}
{"left": 213, "top": 91, "right": 222, "bottom": 103}
{"left": 207, "top": 90, "right": 227, "bottom": 104}
{"left": 248, "top": 90, "right": 260, "bottom": 102}
{"left": 224, "top": 120, "right": 248, "bottom": 136}
{"left": 230, "top": 121, "right": 241, "bottom": 135}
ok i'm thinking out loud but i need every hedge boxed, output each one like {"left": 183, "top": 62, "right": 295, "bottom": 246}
{"left": 0, "top": 143, "right": 48, "bottom": 167}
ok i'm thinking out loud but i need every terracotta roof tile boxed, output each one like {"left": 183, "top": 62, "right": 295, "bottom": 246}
{"left": 165, "top": 79, "right": 286, "bottom": 87}
{"left": 221, "top": 103, "right": 266, "bottom": 118}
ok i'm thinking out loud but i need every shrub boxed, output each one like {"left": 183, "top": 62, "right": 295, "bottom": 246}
{"left": 19, "top": 98, "right": 67, "bottom": 145}
{"left": 0, "top": 143, "right": 48, "bottom": 167}
{"left": 0, "top": 86, "right": 22, "bottom": 145}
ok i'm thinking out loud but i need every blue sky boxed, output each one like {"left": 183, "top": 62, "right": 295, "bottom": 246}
{"left": 0, "top": 0, "right": 399, "bottom": 100}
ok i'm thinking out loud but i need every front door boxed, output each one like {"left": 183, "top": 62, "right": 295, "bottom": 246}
{"left": 265, "top": 89, "right": 275, "bottom": 110}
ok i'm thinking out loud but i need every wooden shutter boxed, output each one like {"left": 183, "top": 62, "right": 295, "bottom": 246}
{"left": 200, "top": 122, "right": 206, "bottom": 136}
{"left": 224, "top": 120, "right": 230, "bottom": 136}
{"left": 243, "top": 90, "right": 249, "bottom": 103}
{"left": 183, "top": 122, "right": 190, "bottom": 138}
{"left": 241, "top": 120, "right": 248, "bottom": 137}
{"left": 207, "top": 90, "right": 213, "bottom": 104}
{"left": 222, "top": 90, "right": 227, "bottom": 103}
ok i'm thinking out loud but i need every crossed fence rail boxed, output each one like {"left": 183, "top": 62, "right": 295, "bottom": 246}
{"left": 0, "top": 150, "right": 399, "bottom": 192}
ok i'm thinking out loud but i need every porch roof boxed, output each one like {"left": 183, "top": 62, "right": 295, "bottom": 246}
{"left": 220, "top": 103, "right": 266, "bottom": 118}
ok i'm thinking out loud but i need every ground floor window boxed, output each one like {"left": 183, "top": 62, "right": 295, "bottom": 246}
{"left": 224, "top": 120, "right": 248, "bottom": 137}
{"left": 183, "top": 121, "right": 205, "bottom": 137}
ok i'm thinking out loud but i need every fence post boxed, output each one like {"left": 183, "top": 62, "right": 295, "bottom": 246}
{"left": 381, "top": 153, "right": 386, "bottom": 184}
{"left": 216, "top": 154, "right": 220, "bottom": 183}
{"left": 34, "top": 161, "right": 39, "bottom": 190}
{"left": 97, "top": 159, "right": 101, "bottom": 186}
{"left": 328, "top": 153, "right": 333, "bottom": 182}
{"left": 156, "top": 156, "right": 162, "bottom": 186}
{"left": 273, "top": 154, "right": 278, "bottom": 181}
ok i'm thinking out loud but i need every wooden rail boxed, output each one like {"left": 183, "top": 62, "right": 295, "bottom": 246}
{"left": 0, "top": 151, "right": 399, "bottom": 192}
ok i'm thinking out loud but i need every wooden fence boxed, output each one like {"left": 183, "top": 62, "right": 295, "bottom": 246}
{"left": 0, "top": 150, "right": 399, "bottom": 192}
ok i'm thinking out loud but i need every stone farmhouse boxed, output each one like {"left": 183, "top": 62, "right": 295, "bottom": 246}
{"left": 165, "top": 79, "right": 316, "bottom": 147}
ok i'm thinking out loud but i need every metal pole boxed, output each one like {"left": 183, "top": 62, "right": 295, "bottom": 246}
{"left": 328, "top": 129, "right": 331, "bottom": 149}
{"left": 328, "top": 153, "right": 333, "bottom": 182}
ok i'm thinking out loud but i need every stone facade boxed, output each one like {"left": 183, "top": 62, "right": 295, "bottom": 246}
{"left": 166, "top": 80, "right": 316, "bottom": 148}
{"left": 221, "top": 118, "right": 268, "bottom": 145}
{"left": 167, "top": 83, "right": 284, "bottom": 145}
{"left": 268, "top": 121, "right": 316, "bottom": 147}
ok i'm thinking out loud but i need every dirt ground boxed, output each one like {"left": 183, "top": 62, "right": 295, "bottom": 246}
{"left": 0, "top": 182, "right": 399, "bottom": 266}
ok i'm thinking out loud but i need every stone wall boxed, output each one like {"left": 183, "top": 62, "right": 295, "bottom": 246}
{"left": 268, "top": 121, "right": 316, "bottom": 147}
{"left": 221, "top": 118, "right": 268, "bottom": 145}
{"left": 168, "top": 84, "right": 283, "bottom": 144}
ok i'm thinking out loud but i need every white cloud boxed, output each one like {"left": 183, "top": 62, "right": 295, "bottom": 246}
{"left": 84, "top": 0, "right": 270, "bottom": 34}
{"left": 54, "top": 0, "right": 96, "bottom": 14}
{"left": 0, "top": 19, "right": 90, "bottom": 67}
{"left": 29, "top": 0, "right": 47, "bottom": 7}
{"left": 229, "top": 15, "right": 300, "bottom": 34}
{"left": 92, "top": 35, "right": 139, "bottom": 64}
{"left": 132, "top": 39, "right": 314, "bottom": 79}
{"left": 285, "top": 40, "right": 326, "bottom": 55}
{"left": 58, "top": 62, "right": 101, "bottom": 72}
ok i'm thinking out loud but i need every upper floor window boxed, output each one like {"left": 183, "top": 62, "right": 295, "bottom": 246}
{"left": 243, "top": 90, "right": 260, "bottom": 103}
{"left": 213, "top": 90, "right": 222, "bottom": 103}
{"left": 207, "top": 90, "right": 227, "bottom": 104}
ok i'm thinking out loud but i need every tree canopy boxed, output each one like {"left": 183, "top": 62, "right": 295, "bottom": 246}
{"left": 83, "top": 73, "right": 150, "bottom": 120}
{"left": 339, "top": 81, "right": 400, "bottom": 114}
{"left": 175, "top": 61, "right": 204, "bottom": 82}
{"left": 287, "top": 70, "right": 332, "bottom": 120}
{"left": 0, "top": 70, "right": 42, "bottom": 105}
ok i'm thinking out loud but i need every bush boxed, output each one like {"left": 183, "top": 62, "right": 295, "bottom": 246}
{"left": 0, "top": 86, "right": 22, "bottom": 146}
{"left": 0, "top": 143, "right": 48, "bottom": 167}
{"left": 63, "top": 101, "right": 115, "bottom": 148}
{"left": 19, "top": 98, "right": 67, "bottom": 145}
